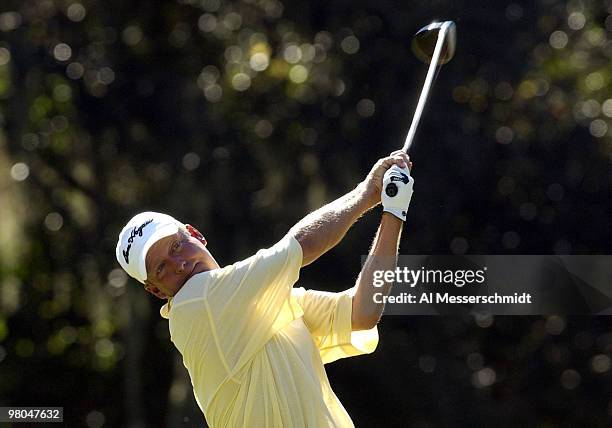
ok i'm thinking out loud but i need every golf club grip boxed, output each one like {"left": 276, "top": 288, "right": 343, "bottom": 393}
{"left": 401, "top": 22, "right": 452, "bottom": 153}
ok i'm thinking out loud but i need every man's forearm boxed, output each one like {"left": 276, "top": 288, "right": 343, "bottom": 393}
{"left": 289, "top": 183, "right": 376, "bottom": 266}
{"left": 351, "top": 212, "right": 403, "bottom": 330}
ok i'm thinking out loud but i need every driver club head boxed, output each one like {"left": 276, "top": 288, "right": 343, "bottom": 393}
{"left": 411, "top": 21, "right": 456, "bottom": 65}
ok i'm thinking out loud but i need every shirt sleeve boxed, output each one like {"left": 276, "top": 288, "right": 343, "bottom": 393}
{"left": 204, "top": 235, "right": 305, "bottom": 374}
{"left": 292, "top": 286, "right": 379, "bottom": 364}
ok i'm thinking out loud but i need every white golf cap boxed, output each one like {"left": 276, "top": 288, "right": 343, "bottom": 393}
{"left": 115, "top": 211, "right": 183, "bottom": 283}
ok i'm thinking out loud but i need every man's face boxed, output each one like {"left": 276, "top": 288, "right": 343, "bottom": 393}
{"left": 143, "top": 226, "right": 211, "bottom": 299}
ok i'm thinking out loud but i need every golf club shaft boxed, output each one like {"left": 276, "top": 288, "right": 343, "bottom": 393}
{"left": 402, "top": 21, "right": 452, "bottom": 153}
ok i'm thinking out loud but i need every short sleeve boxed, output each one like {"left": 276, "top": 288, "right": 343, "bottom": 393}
{"left": 292, "top": 287, "right": 379, "bottom": 364}
{"left": 203, "top": 235, "right": 305, "bottom": 373}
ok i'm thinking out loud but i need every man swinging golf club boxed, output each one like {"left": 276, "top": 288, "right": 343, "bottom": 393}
{"left": 116, "top": 151, "right": 414, "bottom": 427}
{"left": 116, "top": 16, "right": 456, "bottom": 427}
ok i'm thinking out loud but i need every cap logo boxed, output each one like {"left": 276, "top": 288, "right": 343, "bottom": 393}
{"left": 122, "top": 219, "right": 153, "bottom": 264}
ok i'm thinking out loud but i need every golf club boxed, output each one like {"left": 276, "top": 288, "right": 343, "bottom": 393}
{"left": 402, "top": 20, "right": 456, "bottom": 153}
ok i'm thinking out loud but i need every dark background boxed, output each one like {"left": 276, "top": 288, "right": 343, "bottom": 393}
{"left": 0, "top": 0, "right": 611, "bottom": 426}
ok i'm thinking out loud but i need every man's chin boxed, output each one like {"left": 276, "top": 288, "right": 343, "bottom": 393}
{"left": 191, "top": 262, "right": 207, "bottom": 276}
{"left": 183, "top": 262, "right": 206, "bottom": 285}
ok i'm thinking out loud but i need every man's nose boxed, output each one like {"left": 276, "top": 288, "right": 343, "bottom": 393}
{"left": 169, "top": 257, "right": 186, "bottom": 273}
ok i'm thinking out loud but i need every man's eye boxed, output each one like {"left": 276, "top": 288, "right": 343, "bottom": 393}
{"left": 157, "top": 263, "right": 164, "bottom": 275}
{"left": 173, "top": 240, "right": 182, "bottom": 252}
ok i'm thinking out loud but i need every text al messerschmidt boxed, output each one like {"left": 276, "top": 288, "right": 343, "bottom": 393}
{"left": 373, "top": 292, "right": 533, "bottom": 304}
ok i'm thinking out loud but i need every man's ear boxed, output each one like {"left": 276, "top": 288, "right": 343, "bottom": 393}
{"left": 144, "top": 282, "right": 168, "bottom": 300}
{"left": 186, "top": 224, "right": 207, "bottom": 246}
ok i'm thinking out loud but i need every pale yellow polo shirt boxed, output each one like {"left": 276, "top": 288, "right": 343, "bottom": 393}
{"left": 160, "top": 235, "right": 379, "bottom": 427}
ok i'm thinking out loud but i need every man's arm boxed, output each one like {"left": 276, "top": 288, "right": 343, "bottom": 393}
{"left": 351, "top": 213, "right": 403, "bottom": 330}
{"left": 288, "top": 152, "right": 411, "bottom": 267}
{"left": 289, "top": 183, "right": 373, "bottom": 266}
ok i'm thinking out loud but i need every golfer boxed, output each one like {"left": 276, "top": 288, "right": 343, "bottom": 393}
{"left": 116, "top": 151, "right": 414, "bottom": 427}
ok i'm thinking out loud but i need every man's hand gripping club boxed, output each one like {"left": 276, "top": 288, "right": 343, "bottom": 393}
{"left": 381, "top": 152, "right": 415, "bottom": 221}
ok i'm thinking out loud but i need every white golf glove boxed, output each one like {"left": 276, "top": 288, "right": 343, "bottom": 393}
{"left": 382, "top": 164, "right": 414, "bottom": 221}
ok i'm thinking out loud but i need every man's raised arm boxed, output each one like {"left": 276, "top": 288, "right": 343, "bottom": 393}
{"left": 289, "top": 151, "right": 412, "bottom": 267}
{"left": 351, "top": 214, "right": 403, "bottom": 330}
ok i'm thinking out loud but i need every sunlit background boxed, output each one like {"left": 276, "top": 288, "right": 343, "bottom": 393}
{"left": 0, "top": 0, "right": 611, "bottom": 426}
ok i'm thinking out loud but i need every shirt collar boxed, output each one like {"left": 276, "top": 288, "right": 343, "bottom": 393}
{"left": 158, "top": 270, "right": 214, "bottom": 319}
{"left": 160, "top": 298, "right": 172, "bottom": 319}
